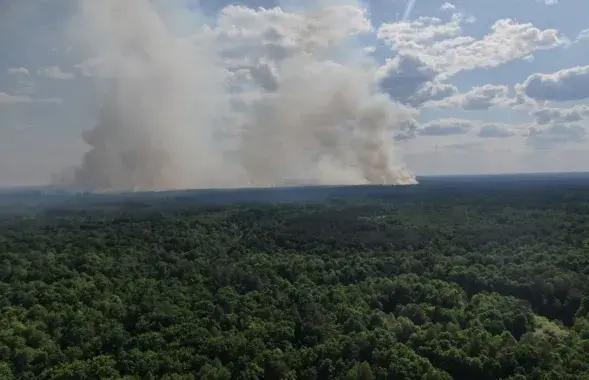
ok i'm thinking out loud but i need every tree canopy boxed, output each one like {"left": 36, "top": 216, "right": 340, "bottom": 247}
{"left": 1, "top": 176, "right": 589, "bottom": 379}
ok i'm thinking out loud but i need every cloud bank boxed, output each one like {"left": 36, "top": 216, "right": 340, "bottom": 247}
{"left": 47, "top": 0, "right": 417, "bottom": 191}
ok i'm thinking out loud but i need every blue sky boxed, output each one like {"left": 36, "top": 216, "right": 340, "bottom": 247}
{"left": 1, "top": 0, "right": 589, "bottom": 187}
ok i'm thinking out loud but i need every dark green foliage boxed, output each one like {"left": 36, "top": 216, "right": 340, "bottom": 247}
{"left": 1, "top": 179, "right": 589, "bottom": 379}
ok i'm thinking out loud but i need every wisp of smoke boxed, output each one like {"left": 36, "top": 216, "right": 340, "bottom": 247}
{"left": 53, "top": 0, "right": 417, "bottom": 191}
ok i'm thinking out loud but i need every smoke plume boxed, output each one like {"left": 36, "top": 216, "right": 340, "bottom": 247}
{"left": 56, "top": 0, "right": 417, "bottom": 191}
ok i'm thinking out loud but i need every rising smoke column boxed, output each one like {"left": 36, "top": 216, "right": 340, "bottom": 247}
{"left": 60, "top": 0, "right": 417, "bottom": 191}
{"left": 62, "top": 0, "right": 231, "bottom": 191}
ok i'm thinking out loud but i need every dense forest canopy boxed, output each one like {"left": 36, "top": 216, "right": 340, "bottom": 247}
{"left": 1, "top": 173, "right": 589, "bottom": 379}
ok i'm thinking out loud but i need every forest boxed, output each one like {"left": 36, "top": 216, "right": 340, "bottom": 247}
{"left": 1, "top": 174, "right": 589, "bottom": 379}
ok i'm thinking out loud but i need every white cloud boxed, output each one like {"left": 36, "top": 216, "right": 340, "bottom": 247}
{"left": 527, "top": 124, "right": 586, "bottom": 149}
{"left": 0, "top": 92, "right": 61, "bottom": 104}
{"left": 7, "top": 67, "right": 29, "bottom": 75}
{"left": 440, "top": 2, "right": 456, "bottom": 11}
{"left": 424, "top": 84, "right": 509, "bottom": 110}
{"left": 378, "top": 54, "right": 457, "bottom": 107}
{"left": 531, "top": 105, "right": 589, "bottom": 124}
{"left": 415, "top": 118, "right": 522, "bottom": 139}
{"left": 397, "top": 117, "right": 526, "bottom": 141}
{"left": 577, "top": 29, "right": 589, "bottom": 42}
{"left": 378, "top": 15, "right": 463, "bottom": 52}
{"left": 538, "top": 0, "right": 558, "bottom": 5}
{"left": 37, "top": 66, "right": 76, "bottom": 80}
{"left": 477, "top": 124, "right": 516, "bottom": 138}
{"left": 419, "top": 118, "right": 474, "bottom": 136}
{"left": 378, "top": 16, "right": 569, "bottom": 79}
{"left": 520, "top": 65, "right": 589, "bottom": 102}
{"left": 504, "top": 90, "right": 539, "bottom": 111}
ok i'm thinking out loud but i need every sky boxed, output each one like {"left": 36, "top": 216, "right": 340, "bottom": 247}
{"left": 0, "top": 0, "right": 588, "bottom": 187}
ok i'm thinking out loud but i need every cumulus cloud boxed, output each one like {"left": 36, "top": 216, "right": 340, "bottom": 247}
{"left": 424, "top": 84, "right": 509, "bottom": 110}
{"left": 378, "top": 15, "right": 568, "bottom": 79}
{"left": 520, "top": 65, "right": 589, "bottom": 101}
{"left": 527, "top": 124, "right": 586, "bottom": 149}
{"left": 477, "top": 124, "right": 516, "bottom": 138}
{"left": 440, "top": 3, "right": 456, "bottom": 11}
{"left": 374, "top": 13, "right": 568, "bottom": 109}
{"left": 43, "top": 0, "right": 418, "bottom": 191}
{"left": 37, "top": 66, "right": 76, "bottom": 80}
{"left": 531, "top": 105, "right": 589, "bottom": 124}
{"left": 378, "top": 54, "right": 457, "bottom": 107}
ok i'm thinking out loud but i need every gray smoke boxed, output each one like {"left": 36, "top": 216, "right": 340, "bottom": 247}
{"left": 56, "top": 0, "right": 417, "bottom": 191}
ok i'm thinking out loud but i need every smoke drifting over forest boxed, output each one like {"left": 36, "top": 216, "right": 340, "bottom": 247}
{"left": 54, "top": 0, "right": 417, "bottom": 191}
